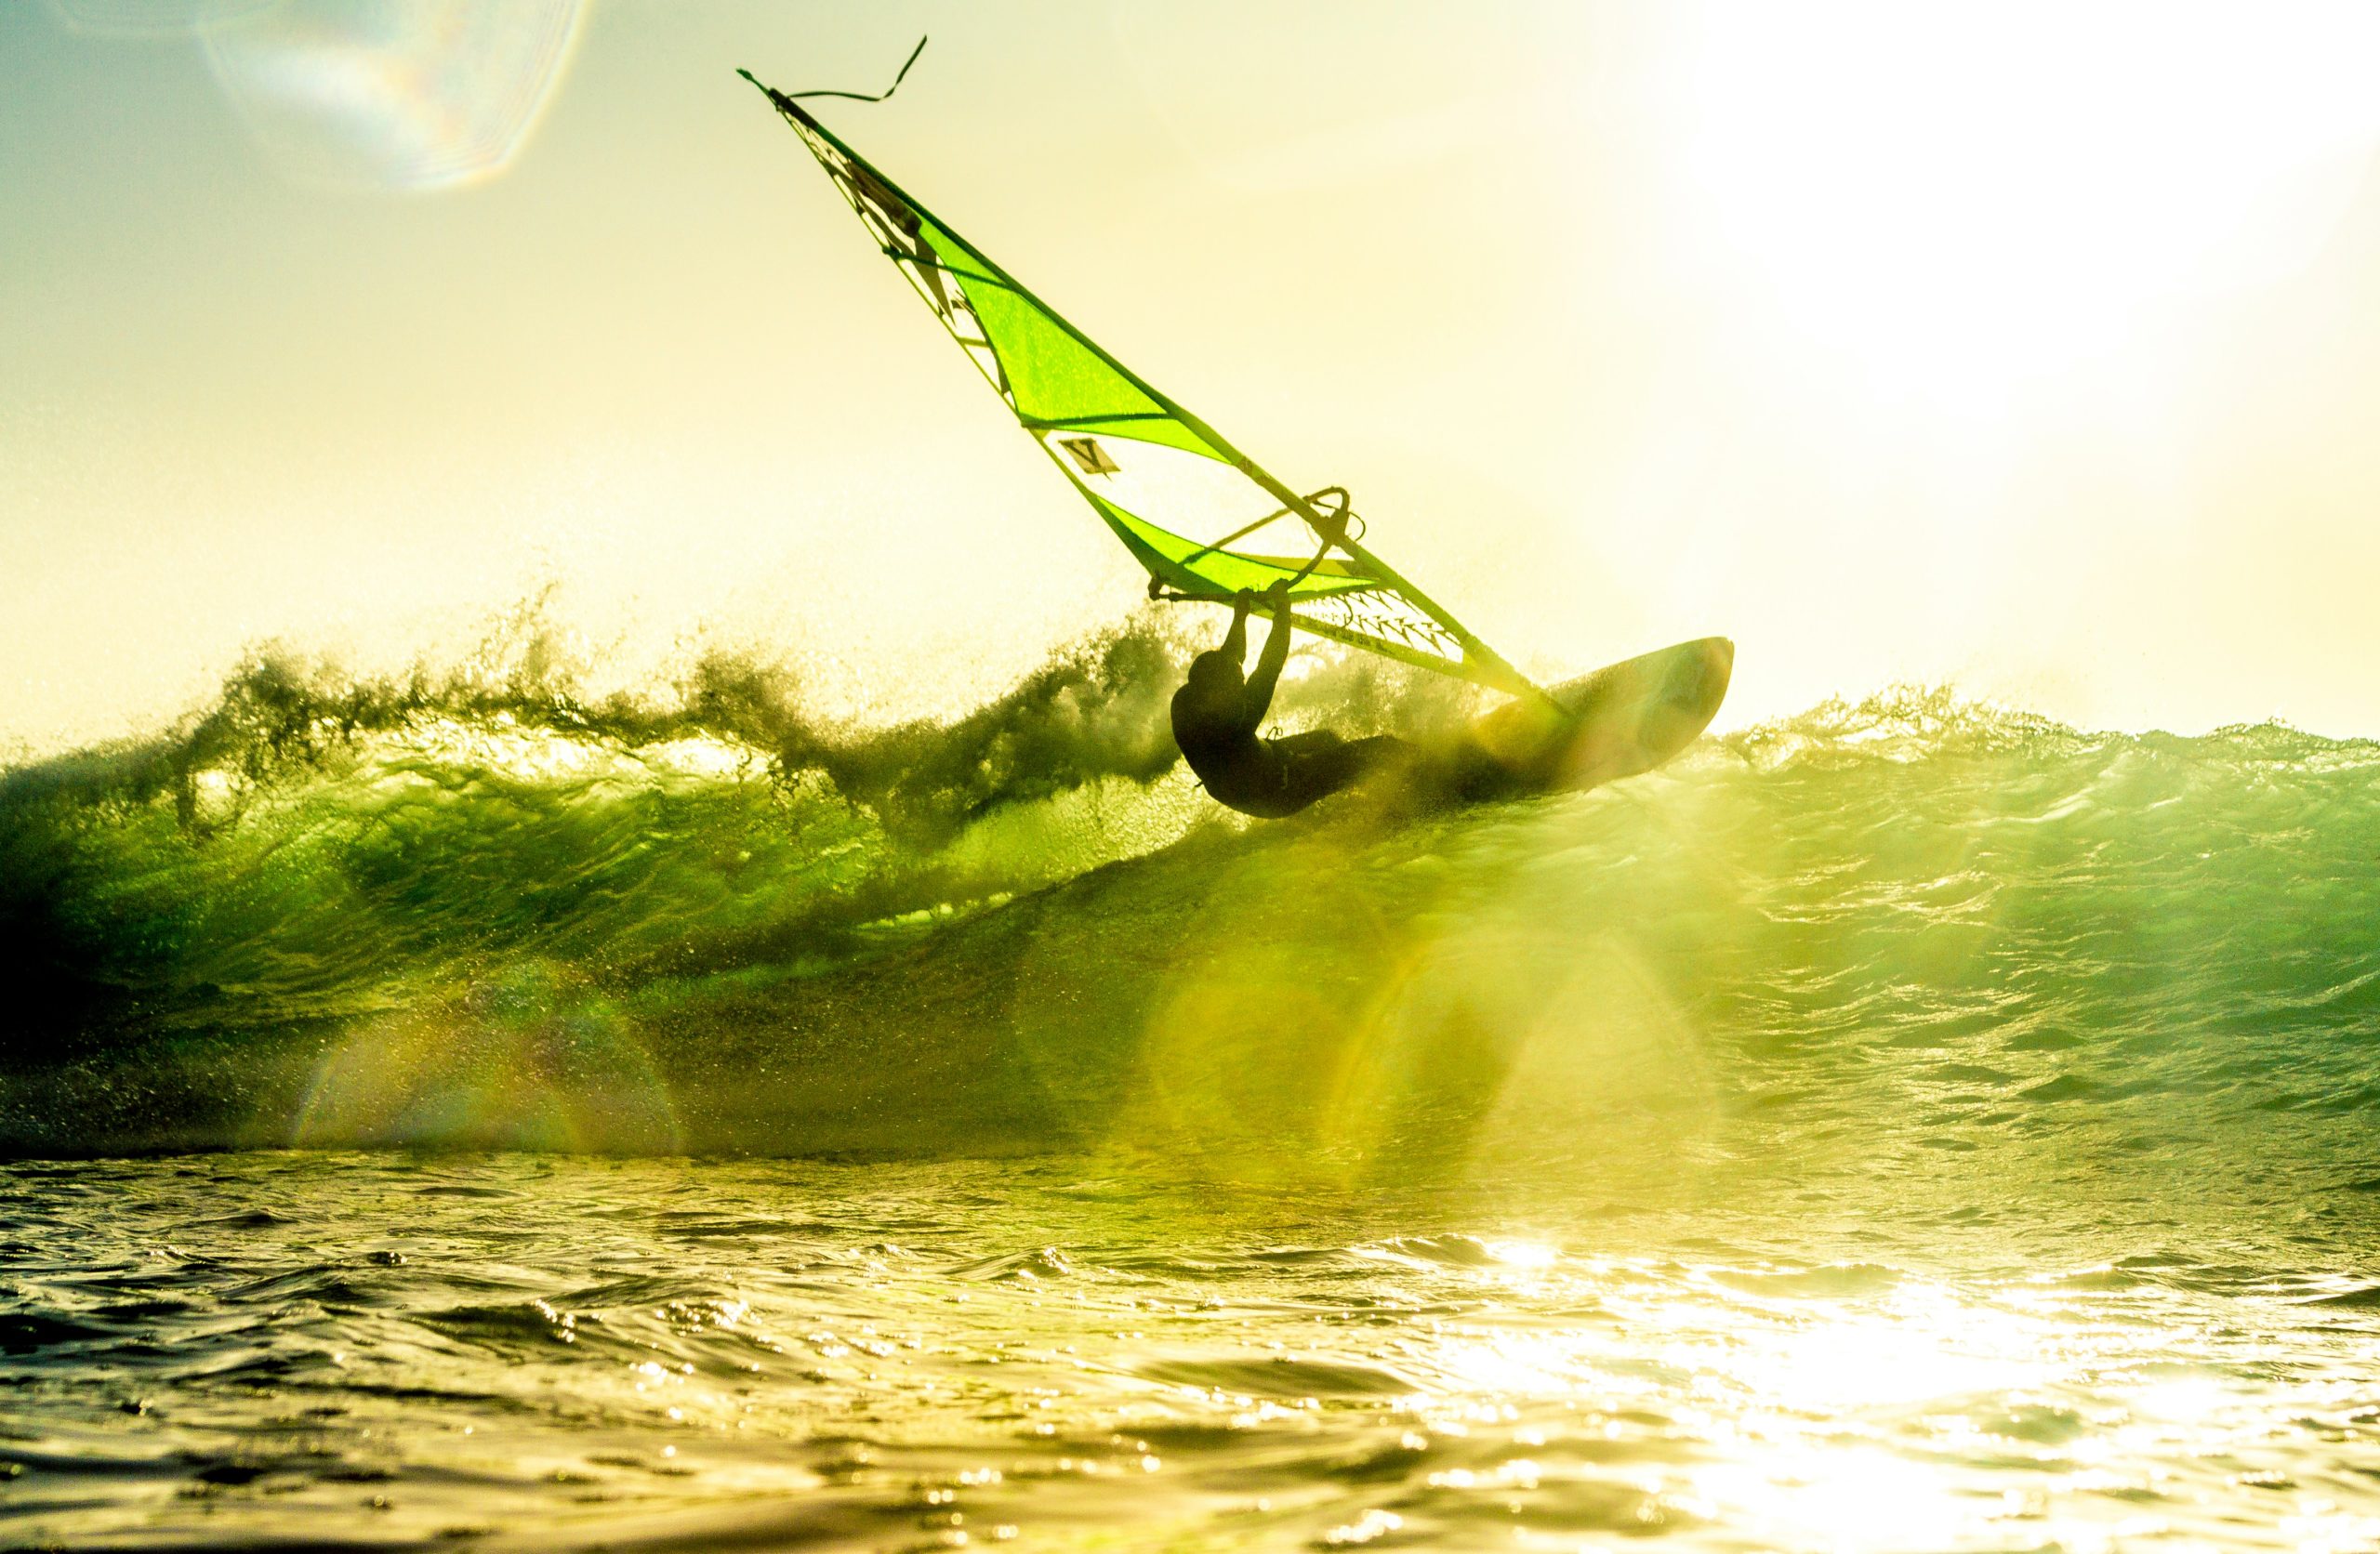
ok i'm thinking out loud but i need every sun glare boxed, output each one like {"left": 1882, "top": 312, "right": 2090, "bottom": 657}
{"left": 1661, "top": 2, "right": 2380, "bottom": 406}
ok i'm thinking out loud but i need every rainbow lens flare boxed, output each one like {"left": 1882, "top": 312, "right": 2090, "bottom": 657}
{"left": 202, "top": 0, "right": 582, "bottom": 191}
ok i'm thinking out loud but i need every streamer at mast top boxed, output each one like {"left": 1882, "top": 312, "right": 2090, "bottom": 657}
{"left": 737, "top": 65, "right": 1554, "bottom": 706}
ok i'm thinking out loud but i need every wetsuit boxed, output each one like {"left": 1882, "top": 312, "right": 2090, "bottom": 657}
{"left": 1170, "top": 591, "right": 1408, "bottom": 819}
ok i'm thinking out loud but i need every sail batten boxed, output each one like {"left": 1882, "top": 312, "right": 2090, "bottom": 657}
{"left": 744, "top": 73, "right": 1554, "bottom": 706}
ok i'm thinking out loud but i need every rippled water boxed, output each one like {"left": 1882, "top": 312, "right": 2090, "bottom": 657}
{"left": 7, "top": 652, "right": 2380, "bottom": 1546}
{"left": 7, "top": 1152, "right": 2380, "bottom": 1551}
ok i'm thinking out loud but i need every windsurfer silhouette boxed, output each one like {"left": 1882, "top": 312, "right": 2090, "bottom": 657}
{"left": 1170, "top": 580, "right": 1409, "bottom": 818}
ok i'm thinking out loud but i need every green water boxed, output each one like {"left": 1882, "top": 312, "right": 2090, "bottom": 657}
{"left": 5, "top": 645, "right": 2380, "bottom": 1547}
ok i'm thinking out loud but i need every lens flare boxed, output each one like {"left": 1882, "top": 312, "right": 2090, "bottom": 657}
{"left": 294, "top": 961, "right": 680, "bottom": 1152}
{"left": 203, "top": 0, "right": 582, "bottom": 191}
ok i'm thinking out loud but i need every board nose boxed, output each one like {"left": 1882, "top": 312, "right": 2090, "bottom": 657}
{"left": 1665, "top": 637, "right": 1735, "bottom": 715}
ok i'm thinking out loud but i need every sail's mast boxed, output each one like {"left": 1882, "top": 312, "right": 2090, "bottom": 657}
{"left": 746, "top": 73, "right": 1560, "bottom": 713}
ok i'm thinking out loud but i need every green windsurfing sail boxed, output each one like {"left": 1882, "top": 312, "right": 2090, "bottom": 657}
{"left": 741, "top": 71, "right": 1554, "bottom": 707}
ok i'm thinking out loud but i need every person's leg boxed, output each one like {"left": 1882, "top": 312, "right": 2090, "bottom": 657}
{"left": 1333, "top": 733, "right": 1410, "bottom": 779}
{"left": 1274, "top": 731, "right": 1412, "bottom": 812}
{"left": 1445, "top": 737, "right": 1531, "bottom": 803}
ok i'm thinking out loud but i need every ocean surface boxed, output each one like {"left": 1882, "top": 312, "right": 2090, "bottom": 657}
{"left": 6, "top": 634, "right": 2380, "bottom": 1549}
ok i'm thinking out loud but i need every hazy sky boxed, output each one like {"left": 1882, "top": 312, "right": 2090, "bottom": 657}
{"left": 7, "top": 0, "right": 2380, "bottom": 756}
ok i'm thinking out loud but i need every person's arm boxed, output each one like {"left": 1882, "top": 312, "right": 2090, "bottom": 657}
{"left": 1241, "top": 581, "right": 1294, "bottom": 731}
{"left": 1219, "top": 588, "right": 1253, "bottom": 665}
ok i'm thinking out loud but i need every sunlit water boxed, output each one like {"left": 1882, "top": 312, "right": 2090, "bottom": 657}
{"left": 7, "top": 654, "right": 2380, "bottom": 1547}
{"left": 7, "top": 1153, "right": 2380, "bottom": 1551}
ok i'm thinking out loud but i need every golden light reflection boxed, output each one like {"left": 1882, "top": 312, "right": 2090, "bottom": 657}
{"left": 1715, "top": 1293, "right": 2051, "bottom": 1413}
{"left": 1327, "top": 1260, "right": 2322, "bottom": 1551}
{"left": 376, "top": 718, "right": 764, "bottom": 787}
{"left": 1074, "top": 819, "right": 1726, "bottom": 1194}
{"left": 1691, "top": 1446, "right": 1974, "bottom": 1553}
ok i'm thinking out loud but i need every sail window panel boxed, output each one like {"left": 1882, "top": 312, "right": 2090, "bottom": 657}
{"left": 960, "top": 341, "right": 1008, "bottom": 393}
{"left": 1040, "top": 429, "right": 1301, "bottom": 556}
{"left": 1072, "top": 468, "right": 1386, "bottom": 603}
{"left": 1095, "top": 500, "right": 1344, "bottom": 598}
{"left": 1098, "top": 494, "right": 1466, "bottom": 673}
{"left": 1299, "top": 588, "right": 1468, "bottom": 665}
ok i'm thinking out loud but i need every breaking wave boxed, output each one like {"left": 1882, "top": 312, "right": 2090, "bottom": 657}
{"left": 6, "top": 625, "right": 2379, "bottom": 1220}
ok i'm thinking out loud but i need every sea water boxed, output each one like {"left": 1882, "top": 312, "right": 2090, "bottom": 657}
{"left": 6, "top": 652, "right": 2380, "bottom": 1549}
